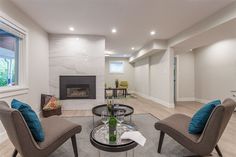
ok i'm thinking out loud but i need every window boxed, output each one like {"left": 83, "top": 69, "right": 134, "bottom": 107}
{"left": 109, "top": 61, "right": 124, "bottom": 73}
{"left": 0, "top": 12, "right": 28, "bottom": 98}
{"left": 0, "top": 29, "right": 19, "bottom": 87}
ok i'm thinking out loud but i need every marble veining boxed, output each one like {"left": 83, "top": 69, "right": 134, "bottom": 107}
{"left": 49, "top": 34, "right": 105, "bottom": 110}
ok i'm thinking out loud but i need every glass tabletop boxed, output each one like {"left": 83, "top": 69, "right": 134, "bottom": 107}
{"left": 91, "top": 123, "right": 137, "bottom": 146}
{"left": 92, "top": 104, "right": 134, "bottom": 117}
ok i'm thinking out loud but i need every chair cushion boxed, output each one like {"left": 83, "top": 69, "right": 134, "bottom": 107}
{"left": 155, "top": 114, "right": 200, "bottom": 143}
{"left": 11, "top": 99, "right": 45, "bottom": 142}
{"left": 188, "top": 100, "right": 221, "bottom": 134}
{"left": 38, "top": 116, "right": 81, "bottom": 149}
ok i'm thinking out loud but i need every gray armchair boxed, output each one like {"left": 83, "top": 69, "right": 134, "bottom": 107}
{"left": 155, "top": 98, "right": 236, "bottom": 156}
{"left": 0, "top": 101, "right": 82, "bottom": 157}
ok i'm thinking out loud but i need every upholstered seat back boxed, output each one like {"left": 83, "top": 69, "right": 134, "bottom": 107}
{"left": 0, "top": 101, "right": 38, "bottom": 156}
{"left": 119, "top": 81, "right": 128, "bottom": 88}
{"left": 198, "top": 98, "right": 236, "bottom": 154}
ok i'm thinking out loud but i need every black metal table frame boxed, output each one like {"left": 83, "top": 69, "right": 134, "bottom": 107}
{"left": 90, "top": 129, "right": 137, "bottom": 157}
{"left": 105, "top": 88, "right": 127, "bottom": 98}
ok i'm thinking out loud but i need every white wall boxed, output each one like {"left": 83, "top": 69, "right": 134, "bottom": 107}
{"left": 105, "top": 57, "right": 134, "bottom": 91}
{"left": 194, "top": 38, "right": 236, "bottom": 102}
{"left": 134, "top": 57, "right": 150, "bottom": 96}
{"left": 150, "top": 49, "right": 174, "bottom": 106}
{"left": 134, "top": 48, "right": 175, "bottom": 108}
{"left": 49, "top": 34, "right": 105, "bottom": 110}
{"left": 176, "top": 38, "right": 236, "bottom": 103}
{"left": 176, "top": 52, "right": 195, "bottom": 101}
{"left": 0, "top": 0, "right": 49, "bottom": 143}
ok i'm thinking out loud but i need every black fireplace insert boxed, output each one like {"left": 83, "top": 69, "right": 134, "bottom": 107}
{"left": 60, "top": 76, "right": 96, "bottom": 100}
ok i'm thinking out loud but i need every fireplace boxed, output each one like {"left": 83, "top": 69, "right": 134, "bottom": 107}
{"left": 66, "top": 84, "right": 89, "bottom": 98}
{"left": 60, "top": 76, "right": 96, "bottom": 100}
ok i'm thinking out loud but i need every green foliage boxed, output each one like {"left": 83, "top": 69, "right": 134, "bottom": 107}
{"left": 0, "top": 72, "right": 7, "bottom": 86}
{"left": 0, "top": 58, "right": 9, "bottom": 87}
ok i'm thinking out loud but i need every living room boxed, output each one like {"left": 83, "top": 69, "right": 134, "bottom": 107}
{"left": 0, "top": 0, "right": 236, "bottom": 157}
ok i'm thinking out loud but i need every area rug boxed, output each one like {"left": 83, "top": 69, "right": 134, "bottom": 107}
{"left": 50, "top": 114, "right": 193, "bottom": 157}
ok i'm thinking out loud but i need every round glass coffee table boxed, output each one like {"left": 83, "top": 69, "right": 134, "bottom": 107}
{"left": 92, "top": 104, "right": 134, "bottom": 126}
{"left": 90, "top": 123, "right": 138, "bottom": 157}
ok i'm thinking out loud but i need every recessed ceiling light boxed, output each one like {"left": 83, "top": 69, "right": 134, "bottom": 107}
{"left": 105, "top": 50, "right": 115, "bottom": 55}
{"left": 131, "top": 47, "right": 135, "bottom": 50}
{"left": 111, "top": 28, "right": 117, "bottom": 34}
{"left": 76, "top": 38, "right": 79, "bottom": 41}
{"left": 69, "top": 27, "right": 75, "bottom": 31}
{"left": 190, "top": 49, "right": 193, "bottom": 51}
{"left": 150, "top": 31, "right": 156, "bottom": 36}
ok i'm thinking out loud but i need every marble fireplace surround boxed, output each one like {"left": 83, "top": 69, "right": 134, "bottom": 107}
{"left": 49, "top": 34, "right": 105, "bottom": 110}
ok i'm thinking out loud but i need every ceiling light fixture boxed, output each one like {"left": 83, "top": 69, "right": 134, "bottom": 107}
{"left": 150, "top": 30, "right": 156, "bottom": 36}
{"left": 105, "top": 50, "right": 115, "bottom": 55}
{"left": 76, "top": 38, "right": 79, "bottom": 41}
{"left": 69, "top": 27, "right": 75, "bottom": 31}
{"left": 111, "top": 28, "right": 117, "bottom": 34}
{"left": 131, "top": 47, "right": 135, "bottom": 50}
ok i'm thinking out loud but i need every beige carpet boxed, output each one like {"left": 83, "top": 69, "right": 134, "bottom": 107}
{"left": 50, "top": 114, "right": 193, "bottom": 157}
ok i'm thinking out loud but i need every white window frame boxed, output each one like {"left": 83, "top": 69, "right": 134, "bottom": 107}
{"left": 0, "top": 11, "right": 29, "bottom": 98}
{"left": 109, "top": 61, "right": 124, "bottom": 74}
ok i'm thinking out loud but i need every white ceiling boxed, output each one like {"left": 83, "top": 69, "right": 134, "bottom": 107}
{"left": 174, "top": 19, "right": 236, "bottom": 55}
{"left": 10, "top": 0, "right": 235, "bottom": 55}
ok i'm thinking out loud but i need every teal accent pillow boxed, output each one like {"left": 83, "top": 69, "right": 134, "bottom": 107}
{"left": 188, "top": 100, "right": 221, "bottom": 134}
{"left": 11, "top": 99, "right": 45, "bottom": 142}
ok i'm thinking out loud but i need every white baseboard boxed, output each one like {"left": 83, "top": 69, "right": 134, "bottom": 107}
{"left": 177, "top": 97, "right": 211, "bottom": 104}
{"left": 0, "top": 131, "right": 7, "bottom": 144}
{"left": 134, "top": 92, "right": 175, "bottom": 108}
{"left": 128, "top": 90, "right": 135, "bottom": 94}
{"left": 195, "top": 98, "right": 211, "bottom": 104}
{"left": 177, "top": 97, "right": 196, "bottom": 102}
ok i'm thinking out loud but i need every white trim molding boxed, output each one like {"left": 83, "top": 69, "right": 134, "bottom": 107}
{"left": 195, "top": 98, "right": 211, "bottom": 104}
{"left": 177, "top": 97, "right": 196, "bottom": 102}
{"left": 135, "top": 92, "right": 175, "bottom": 108}
{"left": 0, "top": 10, "right": 28, "bottom": 33}
{"left": 176, "top": 97, "right": 212, "bottom": 104}
{"left": 0, "top": 86, "right": 29, "bottom": 99}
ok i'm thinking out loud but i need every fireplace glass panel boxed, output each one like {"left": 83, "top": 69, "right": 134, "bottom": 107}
{"left": 66, "top": 84, "right": 90, "bottom": 98}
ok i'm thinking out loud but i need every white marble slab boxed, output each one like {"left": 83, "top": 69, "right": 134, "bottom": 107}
{"left": 49, "top": 34, "right": 105, "bottom": 110}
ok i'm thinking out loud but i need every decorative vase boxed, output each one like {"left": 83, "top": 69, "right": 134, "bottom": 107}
{"left": 115, "top": 79, "right": 119, "bottom": 88}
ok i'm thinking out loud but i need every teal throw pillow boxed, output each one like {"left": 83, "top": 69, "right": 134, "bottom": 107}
{"left": 11, "top": 99, "right": 45, "bottom": 142}
{"left": 188, "top": 99, "right": 221, "bottom": 134}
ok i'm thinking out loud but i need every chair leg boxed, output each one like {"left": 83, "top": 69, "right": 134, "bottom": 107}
{"left": 157, "top": 131, "right": 165, "bottom": 153}
{"left": 71, "top": 135, "right": 78, "bottom": 157}
{"left": 215, "top": 144, "right": 223, "bottom": 157}
{"left": 12, "top": 149, "right": 18, "bottom": 157}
